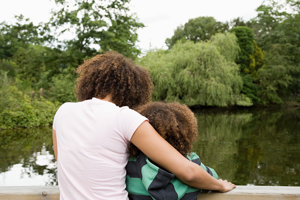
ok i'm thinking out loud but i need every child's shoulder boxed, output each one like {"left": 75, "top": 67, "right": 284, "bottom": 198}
{"left": 187, "top": 152, "right": 200, "bottom": 161}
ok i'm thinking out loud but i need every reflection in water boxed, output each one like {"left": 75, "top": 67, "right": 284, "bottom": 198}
{"left": 0, "top": 127, "right": 57, "bottom": 186}
{"left": 0, "top": 108, "right": 299, "bottom": 186}
{"left": 193, "top": 107, "right": 300, "bottom": 186}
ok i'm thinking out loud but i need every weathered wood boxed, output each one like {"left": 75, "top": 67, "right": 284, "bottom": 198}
{"left": 0, "top": 186, "right": 299, "bottom": 200}
{"left": 0, "top": 186, "right": 59, "bottom": 200}
{"left": 198, "top": 186, "right": 300, "bottom": 200}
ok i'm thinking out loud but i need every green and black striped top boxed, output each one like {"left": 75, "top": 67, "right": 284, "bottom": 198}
{"left": 126, "top": 152, "right": 219, "bottom": 200}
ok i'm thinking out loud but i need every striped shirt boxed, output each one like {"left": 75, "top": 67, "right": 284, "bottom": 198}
{"left": 126, "top": 152, "right": 219, "bottom": 200}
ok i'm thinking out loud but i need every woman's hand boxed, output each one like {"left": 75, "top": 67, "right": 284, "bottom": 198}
{"left": 217, "top": 179, "right": 236, "bottom": 192}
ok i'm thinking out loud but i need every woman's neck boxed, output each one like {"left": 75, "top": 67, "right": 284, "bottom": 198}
{"left": 97, "top": 94, "right": 113, "bottom": 103}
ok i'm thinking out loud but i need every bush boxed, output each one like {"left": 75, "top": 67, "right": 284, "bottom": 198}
{"left": 47, "top": 67, "right": 77, "bottom": 103}
{"left": 0, "top": 71, "right": 58, "bottom": 129}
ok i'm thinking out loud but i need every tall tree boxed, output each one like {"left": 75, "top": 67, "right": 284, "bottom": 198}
{"left": 252, "top": 0, "right": 300, "bottom": 100}
{"left": 48, "top": 0, "right": 144, "bottom": 62}
{"left": 165, "top": 17, "right": 228, "bottom": 49}
{"left": 257, "top": 44, "right": 292, "bottom": 104}
{"left": 0, "top": 15, "right": 51, "bottom": 59}
{"left": 230, "top": 26, "right": 255, "bottom": 74}
{"left": 229, "top": 26, "right": 265, "bottom": 104}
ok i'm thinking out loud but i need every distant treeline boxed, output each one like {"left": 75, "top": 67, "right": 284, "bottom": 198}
{"left": 0, "top": 0, "right": 299, "bottom": 129}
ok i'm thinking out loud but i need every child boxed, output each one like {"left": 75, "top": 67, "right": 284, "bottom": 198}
{"left": 126, "top": 102, "right": 219, "bottom": 200}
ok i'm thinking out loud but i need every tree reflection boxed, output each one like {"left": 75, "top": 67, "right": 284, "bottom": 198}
{"left": 0, "top": 127, "right": 57, "bottom": 185}
{"left": 193, "top": 107, "right": 300, "bottom": 186}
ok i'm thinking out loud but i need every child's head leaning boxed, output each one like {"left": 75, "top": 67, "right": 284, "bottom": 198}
{"left": 75, "top": 51, "right": 153, "bottom": 108}
{"left": 129, "top": 102, "right": 198, "bottom": 157}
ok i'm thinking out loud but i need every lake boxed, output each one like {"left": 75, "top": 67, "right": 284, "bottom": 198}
{"left": 0, "top": 107, "right": 299, "bottom": 186}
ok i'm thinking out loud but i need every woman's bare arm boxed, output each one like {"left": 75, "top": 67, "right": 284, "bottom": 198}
{"left": 52, "top": 129, "right": 58, "bottom": 161}
{"left": 131, "top": 121, "right": 236, "bottom": 192}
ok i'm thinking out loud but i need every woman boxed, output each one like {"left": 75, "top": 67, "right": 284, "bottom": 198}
{"left": 52, "top": 51, "right": 235, "bottom": 200}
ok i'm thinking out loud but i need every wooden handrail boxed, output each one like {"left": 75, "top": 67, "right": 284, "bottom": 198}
{"left": 0, "top": 186, "right": 299, "bottom": 200}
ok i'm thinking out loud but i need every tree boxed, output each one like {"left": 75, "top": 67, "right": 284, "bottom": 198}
{"left": 0, "top": 15, "right": 51, "bottom": 59}
{"left": 252, "top": 1, "right": 290, "bottom": 49}
{"left": 140, "top": 33, "right": 251, "bottom": 107}
{"left": 48, "top": 67, "right": 77, "bottom": 103}
{"left": 48, "top": 0, "right": 144, "bottom": 62}
{"left": 229, "top": 26, "right": 265, "bottom": 104}
{"left": 0, "top": 71, "right": 57, "bottom": 129}
{"left": 12, "top": 45, "right": 47, "bottom": 85}
{"left": 287, "top": 0, "right": 300, "bottom": 12}
{"left": 165, "top": 17, "right": 228, "bottom": 49}
{"left": 229, "top": 17, "right": 253, "bottom": 29}
{"left": 252, "top": 0, "right": 300, "bottom": 99}
{"left": 0, "top": 59, "right": 18, "bottom": 77}
{"left": 230, "top": 26, "right": 255, "bottom": 73}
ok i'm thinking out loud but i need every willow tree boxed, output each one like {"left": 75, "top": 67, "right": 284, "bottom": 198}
{"left": 140, "top": 33, "right": 251, "bottom": 107}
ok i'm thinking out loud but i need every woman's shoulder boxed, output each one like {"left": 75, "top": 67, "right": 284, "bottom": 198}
{"left": 54, "top": 101, "right": 86, "bottom": 117}
{"left": 119, "top": 106, "right": 145, "bottom": 118}
{"left": 57, "top": 101, "right": 80, "bottom": 111}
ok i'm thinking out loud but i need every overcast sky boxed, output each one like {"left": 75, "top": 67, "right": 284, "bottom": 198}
{"left": 0, "top": 0, "right": 264, "bottom": 52}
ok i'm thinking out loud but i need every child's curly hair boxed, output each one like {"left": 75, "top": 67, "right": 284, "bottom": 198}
{"left": 75, "top": 51, "right": 153, "bottom": 108}
{"left": 129, "top": 102, "right": 198, "bottom": 157}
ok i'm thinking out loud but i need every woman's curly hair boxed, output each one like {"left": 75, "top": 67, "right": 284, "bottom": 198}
{"left": 75, "top": 51, "right": 153, "bottom": 108}
{"left": 129, "top": 102, "right": 198, "bottom": 157}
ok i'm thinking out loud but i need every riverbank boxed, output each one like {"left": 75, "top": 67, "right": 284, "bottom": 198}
{"left": 190, "top": 100, "right": 300, "bottom": 113}
{"left": 0, "top": 186, "right": 299, "bottom": 200}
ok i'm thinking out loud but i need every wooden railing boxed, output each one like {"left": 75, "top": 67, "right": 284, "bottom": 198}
{"left": 198, "top": 186, "right": 300, "bottom": 200}
{"left": 0, "top": 186, "right": 299, "bottom": 200}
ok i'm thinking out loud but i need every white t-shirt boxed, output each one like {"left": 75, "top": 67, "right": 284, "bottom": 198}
{"left": 53, "top": 98, "right": 147, "bottom": 200}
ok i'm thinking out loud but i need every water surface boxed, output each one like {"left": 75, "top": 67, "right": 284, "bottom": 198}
{"left": 0, "top": 107, "right": 299, "bottom": 186}
{"left": 193, "top": 107, "right": 300, "bottom": 186}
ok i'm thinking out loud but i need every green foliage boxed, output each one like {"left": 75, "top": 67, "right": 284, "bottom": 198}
{"left": 256, "top": 44, "right": 293, "bottom": 104}
{"left": 230, "top": 26, "right": 255, "bottom": 73}
{"left": 209, "top": 32, "right": 240, "bottom": 62}
{"left": 140, "top": 33, "right": 251, "bottom": 107}
{"left": 287, "top": 0, "right": 300, "bottom": 12}
{"left": 0, "top": 15, "right": 52, "bottom": 59}
{"left": 241, "top": 74, "right": 259, "bottom": 104}
{"left": 229, "top": 27, "right": 265, "bottom": 104}
{"left": 0, "top": 0, "right": 147, "bottom": 127}
{"left": 48, "top": 0, "right": 144, "bottom": 60}
{"left": 249, "top": 41, "right": 265, "bottom": 78}
{"left": 10, "top": 44, "right": 72, "bottom": 90}
{"left": 230, "top": 17, "right": 254, "bottom": 28}
{"left": 275, "top": 14, "right": 300, "bottom": 96}
{"left": 0, "top": 71, "right": 58, "bottom": 129}
{"left": 12, "top": 45, "right": 46, "bottom": 85}
{"left": 252, "top": 0, "right": 300, "bottom": 99}
{"left": 165, "top": 17, "right": 228, "bottom": 49}
{"left": 253, "top": 0, "right": 293, "bottom": 48}
{"left": 0, "top": 59, "right": 18, "bottom": 77}
{"left": 48, "top": 67, "right": 77, "bottom": 103}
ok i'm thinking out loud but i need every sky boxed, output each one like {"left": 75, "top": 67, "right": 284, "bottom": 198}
{"left": 0, "top": 0, "right": 264, "bottom": 52}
